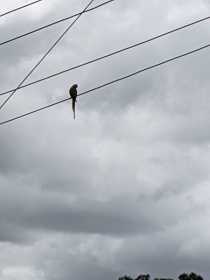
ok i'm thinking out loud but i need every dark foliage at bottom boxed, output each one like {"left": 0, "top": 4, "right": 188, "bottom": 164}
{"left": 118, "top": 272, "right": 204, "bottom": 280}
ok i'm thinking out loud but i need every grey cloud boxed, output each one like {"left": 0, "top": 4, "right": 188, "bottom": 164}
{"left": 0, "top": 0, "right": 210, "bottom": 280}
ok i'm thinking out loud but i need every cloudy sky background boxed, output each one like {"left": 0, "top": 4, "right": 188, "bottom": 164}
{"left": 0, "top": 0, "right": 210, "bottom": 279}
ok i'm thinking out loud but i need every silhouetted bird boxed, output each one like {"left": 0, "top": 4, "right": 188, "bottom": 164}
{"left": 69, "top": 84, "right": 78, "bottom": 119}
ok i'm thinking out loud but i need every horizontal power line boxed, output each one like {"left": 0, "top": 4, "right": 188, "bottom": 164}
{"left": 0, "top": 0, "right": 115, "bottom": 47}
{"left": 0, "top": 0, "right": 95, "bottom": 112}
{"left": 0, "top": 14, "right": 209, "bottom": 97}
{"left": 0, "top": 0, "right": 43, "bottom": 18}
{"left": 0, "top": 43, "right": 209, "bottom": 126}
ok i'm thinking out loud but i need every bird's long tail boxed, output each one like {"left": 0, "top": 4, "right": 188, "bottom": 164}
{"left": 72, "top": 99, "right": 76, "bottom": 120}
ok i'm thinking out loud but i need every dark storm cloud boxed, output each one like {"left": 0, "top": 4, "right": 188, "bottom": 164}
{"left": 0, "top": 180, "right": 181, "bottom": 241}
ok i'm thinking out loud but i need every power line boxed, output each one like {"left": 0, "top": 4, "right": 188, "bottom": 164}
{"left": 0, "top": 0, "right": 43, "bottom": 18}
{"left": 0, "top": 0, "right": 95, "bottom": 112}
{"left": 0, "top": 0, "right": 115, "bottom": 47}
{"left": 1, "top": 14, "right": 210, "bottom": 97}
{"left": 0, "top": 43, "right": 209, "bottom": 126}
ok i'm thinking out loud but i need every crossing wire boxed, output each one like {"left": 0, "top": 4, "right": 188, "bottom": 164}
{"left": 0, "top": 0, "right": 43, "bottom": 18}
{"left": 0, "top": 0, "right": 115, "bottom": 47}
{"left": 0, "top": 43, "right": 209, "bottom": 126}
{"left": 1, "top": 14, "right": 210, "bottom": 97}
{"left": 0, "top": 0, "right": 95, "bottom": 112}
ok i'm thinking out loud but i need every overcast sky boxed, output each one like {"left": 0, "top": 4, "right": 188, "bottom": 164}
{"left": 0, "top": 0, "right": 210, "bottom": 279}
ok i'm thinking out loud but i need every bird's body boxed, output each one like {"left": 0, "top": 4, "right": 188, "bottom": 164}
{"left": 69, "top": 84, "right": 78, "bottom": 119}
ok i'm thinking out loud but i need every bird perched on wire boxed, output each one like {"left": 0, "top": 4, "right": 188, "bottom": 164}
{"left": 69, "top": 84, "right": 78, "bottom": 119}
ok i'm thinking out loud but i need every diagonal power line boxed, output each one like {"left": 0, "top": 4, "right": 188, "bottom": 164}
{"left": 0, "top": 0, "right": 115, "bottom": 47}
{"left": 0, "top": 0, "right": 43, "bottom": 18}
{"left": 0, "top": 14, "right": 209, "bottom": 97}
{"left": 0, "top": 43, "right": 209, "bottom": 126}
{"left": 0, "top": 0, "right": 95, "bottom": 112}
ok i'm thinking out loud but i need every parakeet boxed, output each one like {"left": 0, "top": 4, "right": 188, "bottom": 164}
{"left": 69, "top": 84, "right": 78, "bottom": 119}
